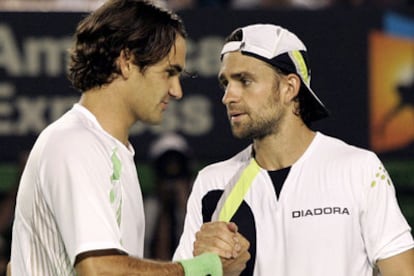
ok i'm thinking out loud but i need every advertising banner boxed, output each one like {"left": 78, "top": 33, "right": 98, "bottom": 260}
{"left": 1, "top": 9, "right": 413, "bottom": 163}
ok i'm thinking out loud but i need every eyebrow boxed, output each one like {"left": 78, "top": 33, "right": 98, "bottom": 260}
{"left": 218, "top": 73, "right": 226, "bottom": 84}
{"left": 168, "top": 64, "right": 183, "bottom": 73}
{"left": 218, "top": 71, "right": 254, "bottom": 82}
{"left": 168, "top": 63, "right": 198, "bottom": 79}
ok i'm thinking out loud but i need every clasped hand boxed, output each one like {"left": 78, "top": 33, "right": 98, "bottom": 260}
{"left": 193, "top": 221, "right": 251, "bottom": 276}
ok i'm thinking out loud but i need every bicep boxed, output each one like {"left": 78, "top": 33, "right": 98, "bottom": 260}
{"left": 377, "top": 248, "right": 414, "bottom": 276}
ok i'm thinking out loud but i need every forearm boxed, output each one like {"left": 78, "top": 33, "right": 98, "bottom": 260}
{"left": 6, "top": 261, "right": 10, "bottom": 276}
{"left": 75, "top": 250, "right": 221, "bottom": 276}
{"left": 116, "top": 257, "right": 184, "bottom": 275}
{"left": 76, "top": 254, "right": 184, "bottom": 276}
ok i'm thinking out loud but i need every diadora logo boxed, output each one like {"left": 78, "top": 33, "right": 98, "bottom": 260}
{"left": 292, "top": 207, "right": 350, "bottom": 219}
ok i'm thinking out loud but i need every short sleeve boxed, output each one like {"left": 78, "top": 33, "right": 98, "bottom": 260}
{"left": 40, "top": 131, "right": 125, "bottom": 265}
{"left": 360, "top": 153, "right": 414, "bottom": 264}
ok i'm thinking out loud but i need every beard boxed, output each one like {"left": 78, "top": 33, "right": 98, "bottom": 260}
{"left": 230, "top": 113, "right": 281, "bottom": 140}
{"left": 230, "top": 92, "right": 285, "bottom": 140}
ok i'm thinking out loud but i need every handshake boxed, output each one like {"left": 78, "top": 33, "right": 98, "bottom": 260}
{"left": 180, "top": 221, "right": 251, "bottom": 276}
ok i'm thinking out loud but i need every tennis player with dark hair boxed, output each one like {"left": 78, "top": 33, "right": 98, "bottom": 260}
{"left": 174, "top": 24, "right": 414, "bottom": 275}
{"left": 9, "top": 0, "right": 249, "bottom": 275}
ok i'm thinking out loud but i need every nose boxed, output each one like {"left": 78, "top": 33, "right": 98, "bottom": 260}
{"left": 222, "top": 82, "right": 239, "bottom": 105}
{"left": 169, "top": 77, "right": 183, "bottom": 100}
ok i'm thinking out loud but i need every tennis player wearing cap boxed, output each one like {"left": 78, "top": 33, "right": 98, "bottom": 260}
{"left": 173, "top": 24, "right": 414, "bottom": 275}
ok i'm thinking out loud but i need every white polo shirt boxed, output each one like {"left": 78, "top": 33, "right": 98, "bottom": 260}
{"left": 174, "top": 132, "right": 414, "bottom": 275}
{"left": 11, "top": 104, "right": 145, "bottom": 275}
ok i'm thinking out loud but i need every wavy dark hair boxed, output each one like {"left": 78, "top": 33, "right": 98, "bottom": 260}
{"left": 68, "top": 0, "right": 187, "bottom": 92}
{"left": 223, "top": 28, "right": 314, "bottom": 127}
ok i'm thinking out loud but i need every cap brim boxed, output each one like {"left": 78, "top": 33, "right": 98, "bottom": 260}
{"left": 266, "top": 52, "right": 329, "bottom": 122}
{"left": 301, "top": 83, "right": 330, "bottom": 121}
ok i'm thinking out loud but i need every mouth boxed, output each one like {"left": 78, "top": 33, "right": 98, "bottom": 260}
{"left": 228, "top": 110, "right": 245, "bottom": 122}
{"left": 161, "top": 100, "right": 169, "bottom": 111}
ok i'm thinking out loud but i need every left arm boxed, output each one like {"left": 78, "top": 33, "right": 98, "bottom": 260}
{"left": 377, "top": 248, "right": 414, "bottom": 276}
{"left": 6, "top": 262, "right": 10, "bottom": 276}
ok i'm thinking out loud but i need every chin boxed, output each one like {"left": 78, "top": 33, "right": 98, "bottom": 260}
{"left": 151, "top": 119, "right": 163, "bottom": 125}
{"left": 232, "top": 128, "right": 257, "bottom": 140}
{"left": 142, "top": 116, "right": 162, "bottom": 125}
{"left": 231, "top": 130, "right": 246, "bottom": 139}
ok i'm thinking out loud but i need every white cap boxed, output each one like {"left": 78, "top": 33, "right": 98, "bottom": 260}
{"left": 221, "top": 24, "right": 329, "bottom": 121}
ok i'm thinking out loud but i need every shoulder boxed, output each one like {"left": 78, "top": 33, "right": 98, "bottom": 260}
{"left": 309, "top": 133, "right": 386, "bottom": 189}
{"left": 33, "top": 107, "right": 111, "bottom": 162}
{"left": 190, "top": 145, "right": 252, "bottom": 192}
{"left": 198, "top": 145, "right": 252, "bottom": 177}
{"left": 185, "top": 146, "right": 253, "bottom": 208}
{"left": 314, "top": 132, "right": 379, "bottom": 165}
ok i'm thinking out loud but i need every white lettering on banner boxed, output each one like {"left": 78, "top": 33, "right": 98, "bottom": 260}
{"left": 25, "top": 37, "right": 72, "bottom": 76}
{"left": 0, "top": 82, "right": 78, "bottom": 135}
{"left": 0, "top": 23, "right": 223, "bottom": 78}
{"left": 0, "top": 83, "right": 15, "bottom": 133}
{"left": 0, "top": 83, "right": 213, "bottom": 136}
{"left": 186, "top": 37, "right": 224, "bottom": 77}
{"left": 0, "top": 25, "right": 23, "bottom": 75}
{"left": 180, "top": 95, "right": 212, "bottom": 135}
{"left": 15, "top": 96, "right": 48, "bottom": 134}
{"left": 0, "top": 24, "right": 72, "bottom": 77}
{"left": 0, "top": 23, "right": 219, "bottom": 136}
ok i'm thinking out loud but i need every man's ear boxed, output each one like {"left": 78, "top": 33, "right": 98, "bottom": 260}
{"left": 118, "top": 49, "right": 132, "bottom": 79}
{"left": 285, "top": 73, "right": 301, "bottom": 101}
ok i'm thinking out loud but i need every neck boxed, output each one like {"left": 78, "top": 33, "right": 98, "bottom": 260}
{"left": 79, "top": 86, "right": 132, "bottom": 147}
{"left": 253, "top": 122, "right": 315, "bottom": 171}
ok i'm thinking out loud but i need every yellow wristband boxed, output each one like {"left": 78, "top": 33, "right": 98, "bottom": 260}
{"left": 178, "top": 253, "right": 222, "bottom": 276}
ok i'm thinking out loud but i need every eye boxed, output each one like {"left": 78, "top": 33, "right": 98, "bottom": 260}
{"left": 240, "top": 77, "right": 252, "bottom": 86}
{"left": 219, "top": 79, "right": 228, "bottom": 90}
{"left": 180, "top": 70, "right": 198, "bottom": 80}
{"left": 166, "top": 69, "right": 178, "bottom": 77}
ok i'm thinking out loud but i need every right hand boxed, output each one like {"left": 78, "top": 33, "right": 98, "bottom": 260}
{"left": 221, "top": 236, "right": 250, "bottom": 276}
{"left": 193, "top": 221, "right": 250, "bottom": 276}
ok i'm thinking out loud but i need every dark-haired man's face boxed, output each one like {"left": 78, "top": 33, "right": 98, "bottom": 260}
{"left": 124, "top": 35, "right": 187, "bottom": 125}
